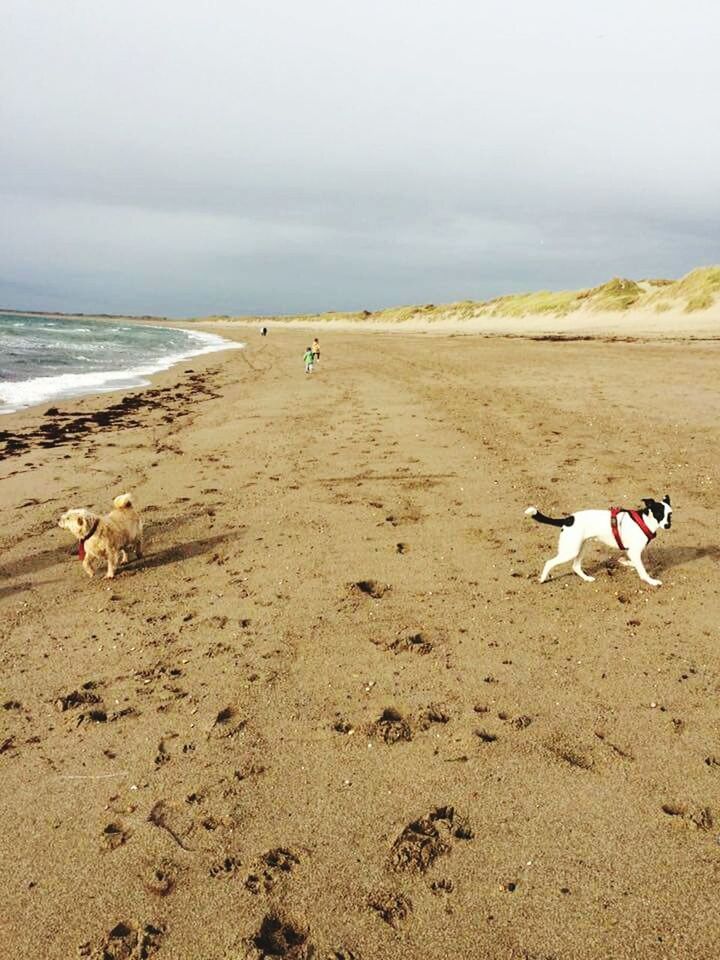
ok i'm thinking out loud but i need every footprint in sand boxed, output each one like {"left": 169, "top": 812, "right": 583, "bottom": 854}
{"left": 661, "top": 803, "right": 714, "bottom": 831}
{"left": 418, "top": 703, "right": 450, "bottom": 728}
{"left": 244, "top": 847, "right": 301, "bottom": 895}
{"left": 370, "top": 707, "right": 412, "bottom": 744}
{"left": 390, "top": 805, "right": 473, "bottom": 874}
{"left": 101, "top": 821, "right": 131, "bottom": 852}
{"left": 387, "top": 631, "right": 433, "bottom": 655}
{"left": 249, "top": 911, "right": 312, "bottom": 959}
{"left": 545, "top": 733, "right": 595, "bottom": 770}
{"left": 351, "top": 579, "right": 390, "bottom": 599}
{"left": 55, "top": 685, "right": 103, "bottom": 712}
{"left": 367, "top": 890, "right": 413, "bottom": 929}
{"left": 154, "top": 739, "right": 171, "bottom": 767}
{"left": 209, "top": 854, "right": 242, "bottom": 878}
{"left": 142, "top": 856, "right": 179, "bottom": 897}
{"left": 79, "top": 921, "right": 164, "bottom": 960}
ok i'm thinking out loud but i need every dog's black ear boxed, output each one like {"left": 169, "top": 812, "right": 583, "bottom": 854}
{"left": 643, "top": 498, "right": 665, "bottom": 523}
{"left": 663, "top": 494, "right": 671, "bottom": 505}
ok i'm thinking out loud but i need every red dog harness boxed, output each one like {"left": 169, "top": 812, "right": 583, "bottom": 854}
{"left": 610, "top": 507, "right": 656, "bottom": 551}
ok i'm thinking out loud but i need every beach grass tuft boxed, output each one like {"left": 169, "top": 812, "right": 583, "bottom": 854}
{"left": 584, "top": 277, "right": 643, "bottom": 311}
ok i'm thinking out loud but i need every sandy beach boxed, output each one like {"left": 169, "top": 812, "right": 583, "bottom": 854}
{"left": 2, "top": 322, "right": 720, "bottom": 959}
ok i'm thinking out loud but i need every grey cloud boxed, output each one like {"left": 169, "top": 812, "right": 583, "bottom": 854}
{"left": 2, "top": 0, "right": 719, "bottom": 315}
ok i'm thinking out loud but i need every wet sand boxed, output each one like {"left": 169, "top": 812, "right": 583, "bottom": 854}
{"left": 1, "top": 327, "right": 719, "bottom": 959}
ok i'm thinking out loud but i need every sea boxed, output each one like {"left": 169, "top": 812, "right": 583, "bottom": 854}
{"left": 0, "top": 313, "right": 242, "bottom": 415}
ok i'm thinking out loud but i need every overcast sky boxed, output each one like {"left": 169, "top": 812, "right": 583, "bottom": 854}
{"left": 2, "top": 0, "right": 719, "bottom": 316}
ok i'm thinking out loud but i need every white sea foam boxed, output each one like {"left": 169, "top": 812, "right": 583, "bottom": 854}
{"left": 0, "top": 326, "right": 242, "bottom": 413}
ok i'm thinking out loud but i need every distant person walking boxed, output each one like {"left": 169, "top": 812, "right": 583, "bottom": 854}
{"left": 260, "top": 326, "right": 268, "bottom": 336}
{"left": 303, "top": 346, "right": 314, "bottom": 374}
{"left": 312, "top": 338, "right": 320, "bottom": 363}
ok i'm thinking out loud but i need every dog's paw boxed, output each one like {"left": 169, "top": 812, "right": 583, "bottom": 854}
{"left": 646, "top": 578, "right": 662, "bottom": 587}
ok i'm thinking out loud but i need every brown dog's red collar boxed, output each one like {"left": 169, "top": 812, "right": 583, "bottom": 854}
{"left": 78, "top": 519, "right": 99, "bottom": 561}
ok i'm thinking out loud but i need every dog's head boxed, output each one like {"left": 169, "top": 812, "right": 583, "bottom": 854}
{"left": 58, "top": 508, "right": 99, "bottom": 541}
{"left": 642, "top": 495, "right": 672, "bottom": 530}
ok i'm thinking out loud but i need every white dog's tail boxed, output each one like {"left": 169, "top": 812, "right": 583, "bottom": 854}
{"left": 525, "top": 505, "right": 575, "bottom": 528}
{"left": 113, "top": 492, "right": 134, "bottom": 510}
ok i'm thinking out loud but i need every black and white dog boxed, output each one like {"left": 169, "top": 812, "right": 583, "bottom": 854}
{"left": 525, "top": 496, "right": 672, "bottom": 586}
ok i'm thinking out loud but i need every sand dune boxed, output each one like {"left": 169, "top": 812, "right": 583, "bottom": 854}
{"left": 195, "top": 266, "right": 720, "bottom": 338}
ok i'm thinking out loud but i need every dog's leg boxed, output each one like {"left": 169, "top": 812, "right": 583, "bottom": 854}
{"left": 618, "top": 556, "right": 634, "bottom": 567}
{"left": 627, "top": 548, "right": 662, "bottom": 587}
{"left": 135, "top": 538, "right": 143, "bottom": 559}
{"left": 105, "top": 549, "right": 119, "bottom": 579}
{"left": 540, "top": 555, "right": 567, "bottom": 582}
{"left": 82, "top": 555, "right": 95, "bottom": 578}
{"left": 572, "top": 547, "right": 595, "bottom": 582}
{"left": 119, "top": 549, "right": 128, "bottom": 565}
{"left": 539, "top": 531, "right": 583, "bottom": 583}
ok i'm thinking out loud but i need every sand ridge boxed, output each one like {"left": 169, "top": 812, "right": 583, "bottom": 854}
{"left": 200, "top": 302, "right": 720, "bottom": 338}
{"left": 1, "top": 328, "right": 720, "bottom": 959}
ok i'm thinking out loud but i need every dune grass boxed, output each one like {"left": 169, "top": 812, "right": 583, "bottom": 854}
{"left": 199, "top": 266, "right": 719, "bottom": 326}
{"left": 582, "top": 278, "right": 643, "bottom": 311}
{"left": 481, "top": 289, "right": 581, "bottom": 318}
{"left": 676, "top": 267, "right": 720, "bottom": 312}
{"left": 647, "top": 266, "right": 720, "bottom": 313}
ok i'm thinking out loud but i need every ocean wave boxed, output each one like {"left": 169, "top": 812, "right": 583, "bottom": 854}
{"left": 28, "top": 325, "right": 96, "bottom": 334}
{"left": 0, "top": 328, "right": 242, "bottom": 414}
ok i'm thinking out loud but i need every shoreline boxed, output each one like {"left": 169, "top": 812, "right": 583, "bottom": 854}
{"left": 0, "top": 314, "right": 245, "bottom": 418}
{"left": 0, "top": 308, "right": 171, "bottom": 323}
{"left": 3, "top": 301, "right": 719, "bottom": 340}
{"left": 3, "top": 308, "right": 719, "bottom": 427}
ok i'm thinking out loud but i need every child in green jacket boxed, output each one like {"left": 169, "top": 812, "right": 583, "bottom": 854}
{"left": 303, "top": 347, "right": 314, "bottom": 373}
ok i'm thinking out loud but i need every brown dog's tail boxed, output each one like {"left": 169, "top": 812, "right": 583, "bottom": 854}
{"left": 113, "top": 492, "right": 134, "bottom": 510}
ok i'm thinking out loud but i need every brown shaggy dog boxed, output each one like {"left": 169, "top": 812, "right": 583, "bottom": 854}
{"left": 58, "top": 493, "right": 143, "bottom": 579}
